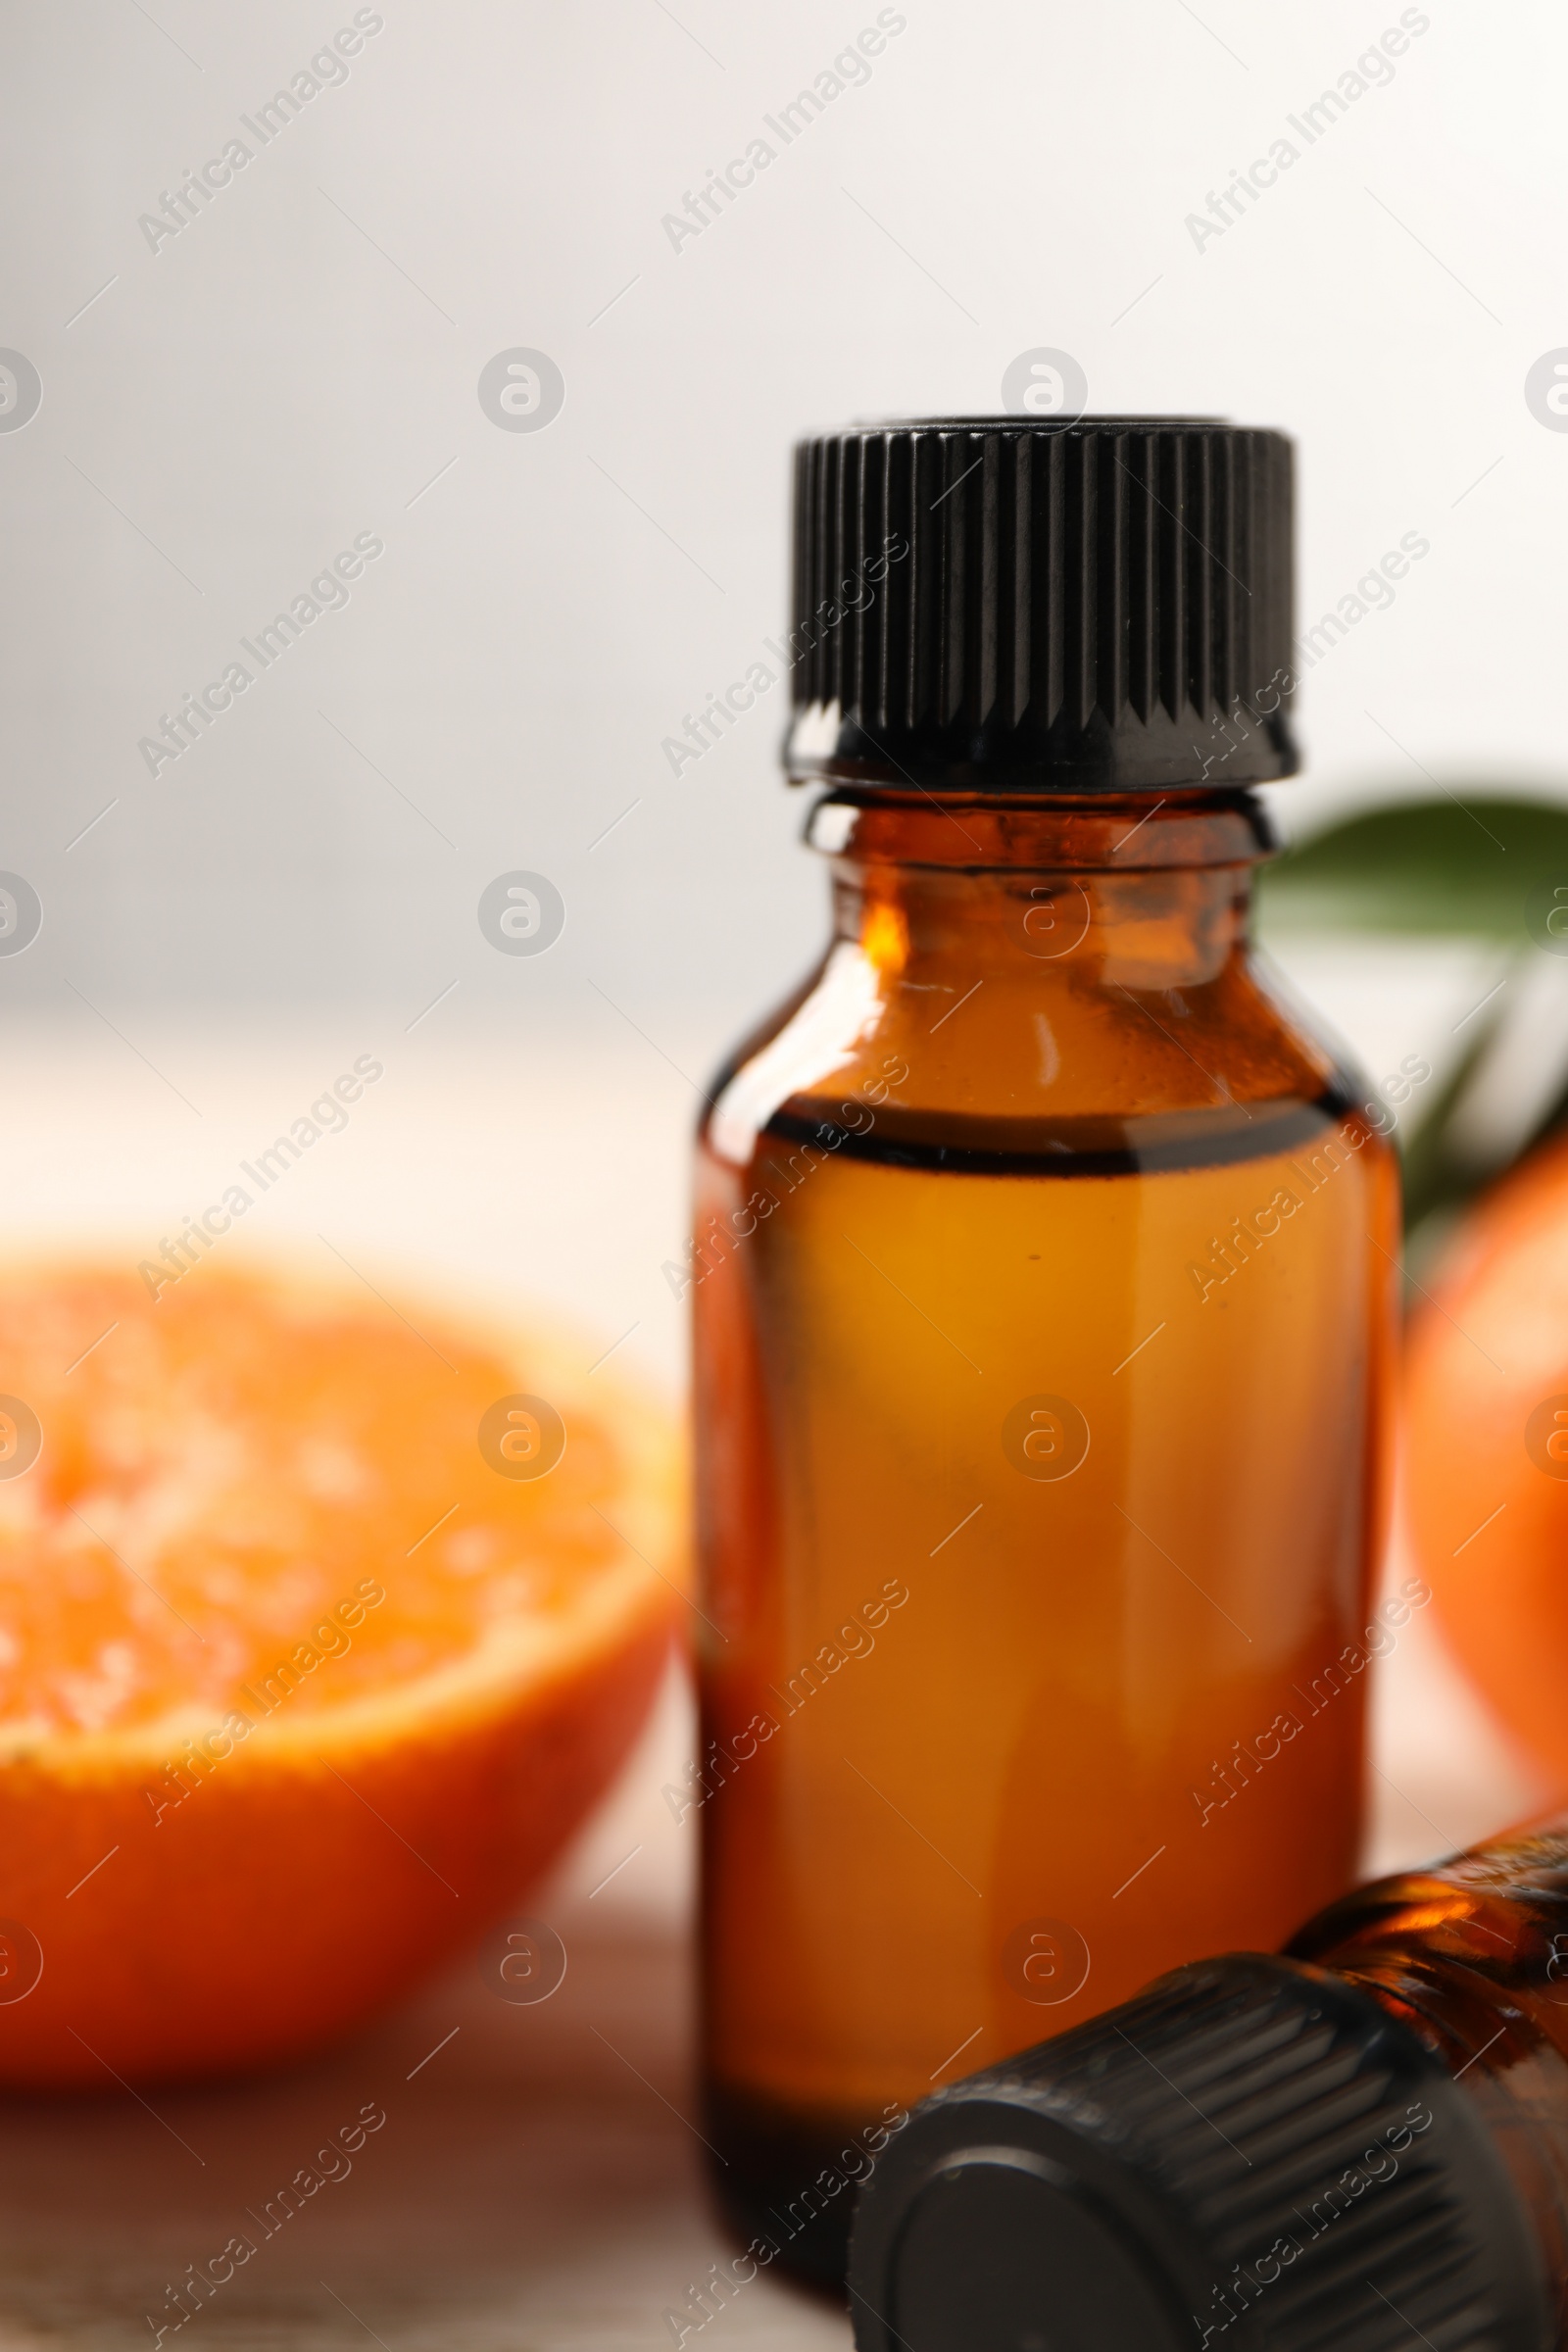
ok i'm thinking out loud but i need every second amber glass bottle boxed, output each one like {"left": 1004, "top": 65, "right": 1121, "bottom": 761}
{"left": 689, "top": 417, "right": 1399, "bottom": 2281}
{"left": 851, "top": 1813, "right": 1568, "bottom": 2352}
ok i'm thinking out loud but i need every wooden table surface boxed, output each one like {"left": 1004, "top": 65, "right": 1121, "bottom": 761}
{"left": 0, "top": 1882, "right": 848, "bottom": 2351}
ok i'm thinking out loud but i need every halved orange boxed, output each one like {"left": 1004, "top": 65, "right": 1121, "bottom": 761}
{"left": 0, "top": 1257, "right": 678, "bottom": 2087}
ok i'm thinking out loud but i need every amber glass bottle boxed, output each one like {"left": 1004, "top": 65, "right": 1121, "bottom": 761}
{"left": 851, "top": 1815, "right": 1568, "bottom": 2352}
{"left": 691, "top": 418, "right": 1399, "bottom": 2285}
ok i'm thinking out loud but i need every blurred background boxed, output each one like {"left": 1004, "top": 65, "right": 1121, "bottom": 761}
{"left": 3, "top": 0, "right": 1566, "bottom": 1293}
{"left": 7, "top": 0, "right": 1567, "bottom": 1021}
{"left": 3, "top": 2, "right": 1566, "bottom": 2341}
{"left": 3, "top": 0, "right": 1558, "bottom": 1838}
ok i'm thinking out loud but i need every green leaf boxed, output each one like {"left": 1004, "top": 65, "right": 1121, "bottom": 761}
{"left": 1257, "top": 794, "right": 1568, "bottom": 940}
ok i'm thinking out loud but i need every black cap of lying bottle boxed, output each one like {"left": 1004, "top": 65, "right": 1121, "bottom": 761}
{"left": 848, "top": 1953, "right": 1550, "bottom": 2352}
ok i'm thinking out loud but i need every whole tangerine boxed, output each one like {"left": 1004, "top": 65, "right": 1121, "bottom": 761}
{"left": 1404, "top": 1132, "right": 1568, "bottom": 1787}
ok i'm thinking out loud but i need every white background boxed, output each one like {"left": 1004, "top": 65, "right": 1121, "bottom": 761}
{"left": 0, "top": 0, "right": 1564, "bottom": 1036}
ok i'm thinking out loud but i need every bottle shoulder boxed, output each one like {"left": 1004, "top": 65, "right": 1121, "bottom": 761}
{"left": 699, "top": 936, "right": 1389, "bottom": 1177}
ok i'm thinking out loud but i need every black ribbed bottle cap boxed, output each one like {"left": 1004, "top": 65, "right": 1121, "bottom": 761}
{"left": 848, "top": 1954, "right": 1549, "bottom": 2352}
{"left": 786, "top": 416, "right": 1298, "bottom": 797}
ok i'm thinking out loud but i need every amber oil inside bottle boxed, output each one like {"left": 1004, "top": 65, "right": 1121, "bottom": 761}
{"left": 691, "top": 791, "right": 1398, "bottom": 2283}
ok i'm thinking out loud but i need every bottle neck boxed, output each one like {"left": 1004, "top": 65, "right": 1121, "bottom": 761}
{"left": 808, "top": 790, "right": 1274, "bottom": 996}
{"left": 1297, "top": 1861, "right": 1568, "bottom": 2326}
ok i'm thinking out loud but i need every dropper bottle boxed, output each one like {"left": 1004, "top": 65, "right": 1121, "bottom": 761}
{"left": 693, "top": 416, "right": 1400, "bottom": 2286}
{"left": 849, "top": 1810, "right": 1568, "bottom": 2350}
